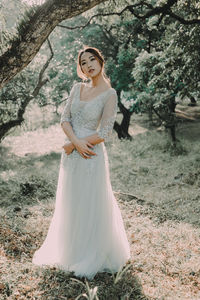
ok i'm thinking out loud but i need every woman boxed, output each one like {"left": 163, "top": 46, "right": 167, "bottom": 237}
{"left": 32, "top": 46, "right": 130, "bottom": 279}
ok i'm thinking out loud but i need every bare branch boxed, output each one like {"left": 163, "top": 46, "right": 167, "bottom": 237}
{"left": 156, "top": 13, "right": 165, "bottom": 27}
{"left": 58, "top": 0, "right": 200, "bottom": 32}
{"left": 57, "top": 4, "right": 141, "bottom": 30}
{"left": 32, "top": 38, "right": 54, "bottom": 98}
{"left": 152, "top": 106, "right": 164, "bottom": 121}
{"left": 0, "top": 38, "right": 54, "bottom": 141}
{"left": 167, "top": 10, "right": 200, "bottom": 25}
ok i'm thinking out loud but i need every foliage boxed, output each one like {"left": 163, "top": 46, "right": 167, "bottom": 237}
{"left": 120, "top": 90, "right": 141, "bottom": 113}
{"left": 168, "top": 23, "right": 200, "bottom": 100}
{"left": 132, "top": 50, "right": 178, "bottom": 120}
{"left": 129, "top": 5, "right": 200, "bottom": 140}
{"left": 0, "top": 73, "right": 33, "bottom": 140}
{"left": 0, "top": 0, "right": 31, "bottom": 54}
{"left": 36, "top": 25, "right": 82, "bottom": 109}
{"left": 0, "top": 45, "right": 53, "bottom": 141}
{"left": 1, "top": 0, "right": 200, "bottom": 142}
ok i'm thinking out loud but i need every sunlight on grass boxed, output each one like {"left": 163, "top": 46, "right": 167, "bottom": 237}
{"left": 3, "top": 123, "right": 65, "bottom": 156}
{"left": 22, "top": 0, "right": 45, "bottom": 6}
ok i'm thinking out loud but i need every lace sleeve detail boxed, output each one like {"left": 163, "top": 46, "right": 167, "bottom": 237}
{"left": 60, "top": 83, "right": 78, "bottom": 125}
{"left": 97, "top": 90, "right": 118, "bottom": 141}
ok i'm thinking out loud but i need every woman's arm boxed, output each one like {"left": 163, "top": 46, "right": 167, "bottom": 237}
{"left": 60, "top": 83, "right": 97, "bottom": 159}
{"left": 61, "top": 122, "right": 97, "bottom": 159}
{"left": 63, "top": 91, "right": 118, "bottom": 156}
{"left": 84, "top": 92, "right": 118, "bottom": 145}
{"left": 63, "top": 132, "right": 103, "bottom": 149}
{"left": 61, "top": 121, "right": 80, "bottom": 146}
{"left": 62, "top": 132, "right": 103, "bottom": 156}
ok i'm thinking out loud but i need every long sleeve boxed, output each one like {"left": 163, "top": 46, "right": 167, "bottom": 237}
{"left": 97, "top": 91, "right": 118, "bottom": 141}
{"left": 60, "top": 83, "right": 77, "bottom": 125}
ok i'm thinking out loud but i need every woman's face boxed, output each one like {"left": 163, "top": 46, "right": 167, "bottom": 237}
{"left": 80, "top": 51, "right": 102, "bottom": 79}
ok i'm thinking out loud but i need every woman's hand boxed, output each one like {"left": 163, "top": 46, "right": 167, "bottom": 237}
{"left": 62, "top": 142, "right": 74, "bottom": 155}
{"left": 74, "top": 139, "right": 97, "bottom": 159}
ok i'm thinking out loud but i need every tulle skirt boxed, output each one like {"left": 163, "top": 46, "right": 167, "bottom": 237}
{"left": 32, "top": 141, "right": 130, "bottom": 279}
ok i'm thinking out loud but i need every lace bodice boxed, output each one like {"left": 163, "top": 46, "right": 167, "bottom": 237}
{"left": 60, "top": 82, "right": 118, "bottom": 140}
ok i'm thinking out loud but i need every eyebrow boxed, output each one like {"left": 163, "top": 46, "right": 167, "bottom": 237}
{"left": 81, "top": 55, "right": 95, "bottom": 63}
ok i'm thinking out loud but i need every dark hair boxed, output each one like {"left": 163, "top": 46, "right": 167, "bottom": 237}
{"left": 77, "top": 46, "right": 111, "bottom": 85}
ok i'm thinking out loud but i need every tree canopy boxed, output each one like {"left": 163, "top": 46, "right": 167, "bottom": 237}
{"left": 0, "top": 0, "right": 107, "bottom": 89}
{"left": 1, "top": 0, "right": 200, "bottom": 89}
{"left": 0, "top": 0, "right": 200, "bottom": 142}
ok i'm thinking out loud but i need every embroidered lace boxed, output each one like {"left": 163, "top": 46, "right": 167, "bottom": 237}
{"left": 60, "top": 82, "right": 118, "bottom": 141}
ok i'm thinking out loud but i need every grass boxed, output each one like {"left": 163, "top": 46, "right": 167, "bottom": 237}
{"left": 0, "top": 111, "right": 200, "bottom": 299}
{"left": 71, "top": 278, "right": 100, "bottom": 300}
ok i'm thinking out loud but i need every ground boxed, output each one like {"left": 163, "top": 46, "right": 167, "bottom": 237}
{"left": 0, "top": 103, "right": 200, "bottom": 300}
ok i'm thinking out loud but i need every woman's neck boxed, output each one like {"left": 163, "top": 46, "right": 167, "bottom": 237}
{"left": 90, "top": 73, "right": 107, "bottom": 88}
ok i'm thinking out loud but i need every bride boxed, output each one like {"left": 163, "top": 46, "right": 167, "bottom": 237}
{"left": 32, "top": 46, "right": 130, "bottom": 279}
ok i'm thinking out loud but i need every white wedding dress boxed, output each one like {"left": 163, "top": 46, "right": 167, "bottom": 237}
{"left": 32, "top": 82, "right": 130, "bottom": 279}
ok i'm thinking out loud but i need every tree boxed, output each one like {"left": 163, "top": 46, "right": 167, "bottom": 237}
{"left": 1, "top": 0, "right": 200, "bottom": 143}
{"left": 0, "top": 39, "right": 53, "bottom": 142}
{"left": 0, "top": 0, "right": 107, "bottom": 89}
{"left": 131, "top": 18, "right": 200, "bottom": 143}
{"left": 1, "top": 0, "right": 200, "bottom": 90}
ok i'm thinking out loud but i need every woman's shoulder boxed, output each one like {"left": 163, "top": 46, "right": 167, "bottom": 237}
{"left": 107, "top": 87, "right": 117, "bottom": 100}
{"left": 109, "top": 87, "right": 117, "bottom": 94}
{"left": 103, "top": 87, "right": 118, "bottom": 107}
{"left": 102, "top": 85, "right": 117, "bottom": 98}
{"left": 72, "top": 81, "right": 82, "bottom": 90}
{"left": 69, "top": 82, "right": 81, "bottom": 96}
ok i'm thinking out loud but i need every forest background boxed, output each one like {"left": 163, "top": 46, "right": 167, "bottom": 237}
{"left": 0, "top": 0, "right": 200, "bottom": 299}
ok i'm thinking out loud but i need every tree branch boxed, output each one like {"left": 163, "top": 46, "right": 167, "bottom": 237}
{"left": 0, "top": 0, "right": 108, "bottom": 89}
{"left": 152, "top": 106, "right": 164, "bottom": 121}
{"left": 0, "top": 0, "right": 199, "bottom": 91}
{"left": 57, "top": 4, "right": 143, "bottom": 30}
{"left": 167, "top": 10, "right": 200, "bottom": 25}
{"left": 58, "top": 0, "right": 200, "bottom": 32}
{"left": 129, "top": 0, "right": 177, "bottom": 19}
{"left": 32, "top": 38, "right": 54, "bottom": 98}
{"left": 0, "top": 38, "right": 54, "bottom": 141}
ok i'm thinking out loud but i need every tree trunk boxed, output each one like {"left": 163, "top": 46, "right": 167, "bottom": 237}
{"left": 0, "top": 0, "right": 107, "bottom": 90}
{"left": 0, "top": 98, "right": 29, "bottom": 142}
{"left": 168, "top": 96, "right": 177, "bottom": 143}
{"left": 152, "top": 97, "right": 177, "bottom": 144}
{"left": 114, "top": 113, "right": 132, "bottom": 140}
{"left": 169, "top": 125, "right": 176, "bottom": 143}
{"left": 113, "top": 99, "right": 132, "bottom": 139}
{"left": 188, "top": 95, "right": 197, "bottom": 106}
